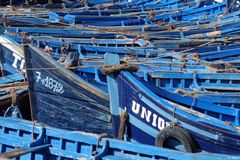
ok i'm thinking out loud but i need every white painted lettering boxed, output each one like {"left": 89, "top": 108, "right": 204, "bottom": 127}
{"left": 152, "top": 113, "right": 158, "bottom": 127}
{"left": 35, "top": 71, "right": 64, "bottom": 94}
{"left": 131, "top": 100, "right": 169, "bottom": 131}
{"left": 12, "top": 53, "right": 21, "bottom": 68}
{"left": 20, "top": 59, "right": 25, "bottom": 69}
{"left": 132, "top": 100, "right": 140, "bottom": 114}
{"left": 158, "top": 117, "right": 165, "bottom": 130}
{"left": 36, "top": 71, "right": 41, "bottom": 82}
{"left": 141, "top": 107, "right": 152, "bottom": 122}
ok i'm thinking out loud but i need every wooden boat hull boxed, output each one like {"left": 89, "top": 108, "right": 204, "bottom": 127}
{"left": 0, "top": 35, "right": 30, "bottom": 119}
{"left": 111, "top": 71, "right": 240, "bottom": 154}
{"left": 0, "top": 116, "right": 238, "bottom": 160}
{"left": 24, "top": 45, "right": 112, "bottom": 135}
{"left": 105, "top": 53, "right": 240, "bottom": 155}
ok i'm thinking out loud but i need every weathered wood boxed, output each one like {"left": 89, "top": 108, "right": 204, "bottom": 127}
{"left": 0, "top": 144, "right": 51, "bottom": 159}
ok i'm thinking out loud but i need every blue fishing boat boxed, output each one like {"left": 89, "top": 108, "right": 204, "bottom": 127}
{"left": 5, "top": 27, "right": 119, "bottom": 39}
{"left": 23, "top": 43, "right": 240, "bottom": 154}
{"left": 105, "top": 53, "right": 240, "bottom": 155}
{"left": 151, "top": 1, "right": 227, "bottom": 22}
{"left": 0, "top": 116, "right": 238, "bottom": 160}
{"left": 24, "top": 45, "right": 112, "bottom": 135}
{"left": 59, "top": 1, "right": 226, "bottom": 26}
{"left": 0, "top": 35, "right": 29, "bottom": 118}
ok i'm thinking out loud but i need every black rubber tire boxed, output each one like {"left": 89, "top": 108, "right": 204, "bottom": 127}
{"left": 155, "top": 126, "right": 196, "bottom": 153}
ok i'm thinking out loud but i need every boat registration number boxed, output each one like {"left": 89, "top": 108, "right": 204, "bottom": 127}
{"left": 35, "top": 71, "right": 64, "bottom": 94}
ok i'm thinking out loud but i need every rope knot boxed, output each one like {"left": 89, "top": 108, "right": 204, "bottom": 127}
{"left": 100, "top": 63, "right": 138, "bottom": 75}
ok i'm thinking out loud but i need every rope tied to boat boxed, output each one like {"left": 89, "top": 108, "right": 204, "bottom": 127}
{"left": 146, "top": 11, "right": 155, "bottom": 22}
{"left": 178, "top": 53, "right": 201, "bottom": 64}
{"left": 20, "top": 32, "right": 27, "bottom": 45}
{"left": 118, "top": 111, "right": 129, "bottom": 140}
{"left": 207, "top": 62, "right": 240, "bottom": 73}
{"left": 224, "top": 0, "right": 237, "bottom": 14}
{"left": 175, "top": 89, "right": 198, "bottom": 98}
{"left": 156, "top": 21, "right": 163, "bottom": 27}
{"left": 3, "top": 16, "right": 10, "bottom": 27}
{"left": 92, "top": 133, "right": 108, "bottom": 156}
{"left": 10, "top": 88, "right": 17, "bottom": 106}
{"left": 167, "top": 22, "right": 176, "bottom": 31}
{"left": 100, "top": 63, "right": 138, "bottom": 75}
{"left": 192, "top": 53, "right": 200, "bottom": 63}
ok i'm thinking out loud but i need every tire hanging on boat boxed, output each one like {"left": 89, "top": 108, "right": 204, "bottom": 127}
{"left": 155, "top": 125, "right": 196, "bottom": 153}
